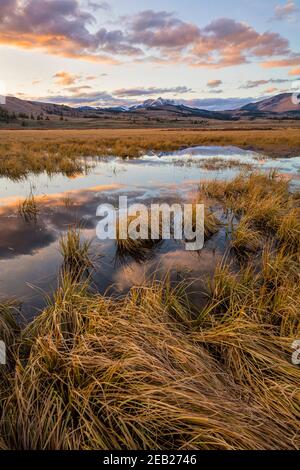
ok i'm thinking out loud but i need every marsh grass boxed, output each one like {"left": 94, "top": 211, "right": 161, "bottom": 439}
{"left": 115, "top": 212, "right": 163, "bottom": 262}
{"left": 0, "top": 171, "right": 299, "bottom": 450}
{"left": 203, "top": 208, "right": 220, "bottom": 240}
{"left": 115, "top": 203, "right": 220, "bottom": 262}
{"left": 199, "top": 157, "right": 254, "bottom": 171}
{"left": 192, "top": 194, "right": 220, "bottom": 241}
{"left": 18, "top": 192, "right": 39, "bottom": 221}
{"left": 61, "top": 194, "right": 74, "bottom": 209}
{"left": 1, "top": 128, "right": 300, "bottom": 179}
{"left": 231, "top": 215, "right": 262, "bottom": 255}
{"left": 0, "top": 253, "right": 299, "bottom": 450}
{"left": 59, "top": 226, "right": 94, "bottom": 280}
{"left": 201, "top": 171, "right": 300, "bottom": 255}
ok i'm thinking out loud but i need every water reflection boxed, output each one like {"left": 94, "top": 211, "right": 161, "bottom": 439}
{"left": 0, "top": 146, "right": 299, "bottom": 318}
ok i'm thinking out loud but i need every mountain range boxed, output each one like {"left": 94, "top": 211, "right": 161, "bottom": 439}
{"left": 77, "top": 93, "right": 300, "bottom": 116}
{"left": 1, "top": 93, "right": 299, "bottom": 124}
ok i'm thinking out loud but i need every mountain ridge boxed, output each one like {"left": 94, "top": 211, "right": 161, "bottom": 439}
{"left": 1, "top": 93, "right": 299, "bottom": 124}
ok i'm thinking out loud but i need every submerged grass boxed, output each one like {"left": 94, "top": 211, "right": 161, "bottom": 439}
{"left": 115, "top": 213, "right": 162, "bottom": 262}
{"left": 115, "top": 203, "right": 220, "bottom": 261}
{"left": 198, "top": 157, "right": 254, "bottom": 171}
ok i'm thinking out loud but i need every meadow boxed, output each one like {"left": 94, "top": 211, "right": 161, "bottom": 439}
{"left": 0, "top": 128, "right": 300, "bottom": 179}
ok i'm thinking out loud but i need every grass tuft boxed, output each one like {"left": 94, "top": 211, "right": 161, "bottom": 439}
{"left": 18, "top": 192, "right": 39, "bottom": 221}
{"left": 59, "top": 226, "right": 93, "bottom": 280}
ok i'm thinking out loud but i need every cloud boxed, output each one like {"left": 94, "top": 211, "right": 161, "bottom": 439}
{"left": 273, "top": 1, "right": 298, "bottom": 21}
{"left": 191, "top": 17, "right": 290, "bottom": 68}
{"left": 113, "top": 86, "right": 193, "bottom": 97}
{"left": 262, "top": 54, "right": 300, "bottom": 68}
{"left": 289, "top": 67, "right": 300, "bottom": 76}
{"left": 265, "top": 87, "right": 279, "bottom": 93}
{"left": 87, "top": 1, "right": 111, "bottom": 11}
{"left": 25, "top": 91, "right": 256, "bottom": 111}
{"left": 207, "top": 80, "right": 222, "bottom": 88}
{"left": 0, "top": 0, "right": 138, "bottom": 62}
{"left": 127, "top": 10, "right": 200, "bottom": 49}
{"left": 48, "top": 84, "right": 193, "bottom": 105}
{"left": 127, "top": 12, "right": 291, "bottom": 68}
{"left": 241, "top": 78, "right": 290, "bottom": 88}
{"left": 241, "top": 80, "right": 270, "bottom": 88}
{"left": 53, "top": 71, "right": 101, "bottom": 87}
{"left": 65, "top": 85, "right": 93, "bottom": 93}
{"left": 38, "top": 91, "right": 120, "bottom": 106}
{"left": 53, "top": 71, "right": 79, "bottom": 86}
{"left": 0, "top": 3, "right": 298, "bottom": 70}
{"left": 181, "top": 97, "right": 254, "bottom": 110}
{"left": 208, "top": 89, "right": 223, "bottom": 94}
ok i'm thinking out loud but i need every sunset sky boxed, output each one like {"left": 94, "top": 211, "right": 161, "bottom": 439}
{"left": 1, "top": 0, "right": 300, "bottom": 109}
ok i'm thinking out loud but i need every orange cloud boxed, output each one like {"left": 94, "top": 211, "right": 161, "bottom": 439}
{"left": 289, "top": 67, "right": 300, "bottom": 76}
{"left": 262, "top": 55, "right": 300, "bottom": 68}
{"left": 0, "top": 33, "right": 118, "bottom": 64}
{"left": 207, "top": 80, "right": 222, "bottom": 88}
{"left": 0, "top": 1, "right": 130, "bottom": 63}
{"left": 265, "top": 87, "right": 278, "bottom": 93}
{"left": 54, "top": 72, "right": 78, "bottom": 87}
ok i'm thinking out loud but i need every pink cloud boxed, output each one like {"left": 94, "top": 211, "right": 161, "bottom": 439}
{"left": 289, "top": 67, "right": 300, "bottom": 76}
{"left": 273, "top": 1, "right": 298, "bottom": 21}
{"left": 207, "top": 80, "right": 222, "bottom": 88}
{"left": 0, "top": 3, "right": 298, "bottom": 70}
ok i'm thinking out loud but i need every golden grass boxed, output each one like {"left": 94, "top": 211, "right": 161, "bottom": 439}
{"left": 198, "top": 157, "right": 254, "bottom": 171}
{"left": 18, "top": 192, "right": 39, "bottom": 221}
{"left": 0, "top": 128, "right": 300, "bottom": 179}
{"left": 201, "top": 171, "right": 300, "bottom": 254}
{"left": 231, "top": 215, "right": 262, "bottom": 255}
{"left": 115, "top": 212, "right": 162, "bottom": 262}
{"left": 0, "top": 171, "right": 299, "bottom": 450}
{"left": 0, "top": 245, "right": 299, "bottom": 449}
{"left": 59, "top": 226, "right": 93, "bottom": 280}
{"left": 193, "top": 192, "right": 220, "bottom": 240}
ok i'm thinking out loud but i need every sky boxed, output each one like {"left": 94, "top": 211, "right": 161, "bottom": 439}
{"left": 0, "top": 0, "right": 300, "bottom": 109}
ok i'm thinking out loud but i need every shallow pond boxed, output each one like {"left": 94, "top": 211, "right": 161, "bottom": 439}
{"left": 0, "top": 146, "right": 299, "bottom": 319}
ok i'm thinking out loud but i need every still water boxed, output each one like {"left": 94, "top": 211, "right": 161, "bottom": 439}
{"left": 0, "top": 146, "right": 299, "bottom": 319}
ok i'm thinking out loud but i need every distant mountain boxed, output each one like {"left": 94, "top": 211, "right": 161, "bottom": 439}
{"left": 130, "top": 97, "right": 176, "bottom": 109}
{"left": 2, "top": 96, "right": 81, "bottom": 118}
{"left": 77, "top": 105, "right": 129, "bottom": 113}
{"left": 1, "top": 93, "right": 299, "bottom": 126}
{"left": 98, "top": 94, "right": 300, "bottom": 118}
{"left": 240, "top": 93, "right": 300, "bottom": 115}
{"left": 125, "top": 97, "right": 234, "bottom": 120}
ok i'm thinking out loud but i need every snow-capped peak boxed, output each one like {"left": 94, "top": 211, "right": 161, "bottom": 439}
{"left": 130, "top": 97, "right": 177, "bottom": 110}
